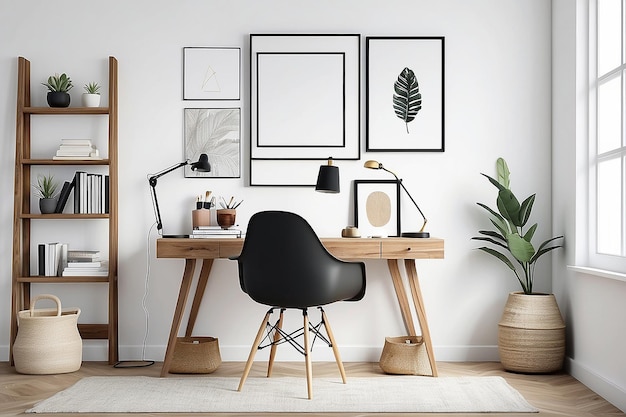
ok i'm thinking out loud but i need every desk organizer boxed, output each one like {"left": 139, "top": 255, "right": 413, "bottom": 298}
{"left": 379, "top": 336, "right": 431, "bottom": 376}
{"left": 170, "top": 336, "right": 221, "bottom": 374}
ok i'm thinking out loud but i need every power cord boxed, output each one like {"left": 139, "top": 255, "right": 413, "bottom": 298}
{"left": 113, "top": 222, "right": 157, "bottom": 368}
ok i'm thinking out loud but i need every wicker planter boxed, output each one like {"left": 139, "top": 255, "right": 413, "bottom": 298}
{"left": 498, "top": 292, "right": 565, "bottom": 373}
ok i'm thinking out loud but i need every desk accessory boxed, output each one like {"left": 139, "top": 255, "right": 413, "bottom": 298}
{"left": 364, "top": 160, "right": 429, "bottom": 238}
{"left": 315, "top": 157, "right": 340, "bottom": 193}
{"left": 148, "top": 154, "right": 211, "bottom": 238}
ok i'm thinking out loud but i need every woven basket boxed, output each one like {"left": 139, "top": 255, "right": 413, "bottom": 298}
{"left": 170, "top": 336, "right": 222, "bottom": 374}
{"left": 379, "top": 336, "right": 431, "bottom": 376}
{"left": 498, "top": 292, "right": 566, "bottom": 373}
{"left": 13, "top": 294, "right": 82, "bottom": 374}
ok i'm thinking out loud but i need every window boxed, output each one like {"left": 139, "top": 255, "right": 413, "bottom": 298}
{"left": 590, "top": 0, "right": 626, "bottom": 272}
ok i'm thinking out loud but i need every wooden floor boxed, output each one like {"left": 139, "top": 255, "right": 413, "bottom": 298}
{"left": 0, "top": 361, "right": 623, "bottom": 417}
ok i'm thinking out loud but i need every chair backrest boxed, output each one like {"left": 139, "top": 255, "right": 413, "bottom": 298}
{"left": 234, "top": 211, "right": 365, "bottom": 308}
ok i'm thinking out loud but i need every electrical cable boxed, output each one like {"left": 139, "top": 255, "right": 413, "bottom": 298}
{"left": 113, "top": 222, "right": 156, "bottom": 368}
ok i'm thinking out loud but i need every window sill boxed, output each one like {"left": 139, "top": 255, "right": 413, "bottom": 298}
{"left": 567, "top": 265, "right": 626, "bottom": 283}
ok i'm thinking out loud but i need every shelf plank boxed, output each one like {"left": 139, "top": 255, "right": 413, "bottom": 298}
{"left": 22, "top": 106, "right": 109, "bottom": 115}
{"left": 21, "top": 159, "right": 110, "bottom": 166}
{"left": 17, "top": 276, "right": 110, "bottom": 283}
{"left": 21, "top": 213, "right": 110, "bottom": 219}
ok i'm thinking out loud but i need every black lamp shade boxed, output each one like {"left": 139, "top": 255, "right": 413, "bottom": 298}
{"left": 190, "top": 153, "right": 211, "bottom": 172}
{"left": 315, "top": 165, "right": 340, "bottom": 193}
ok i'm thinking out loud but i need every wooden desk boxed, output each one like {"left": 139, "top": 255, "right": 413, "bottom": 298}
{"left": 156, "top": 237, "right": 444, "bottom": 377}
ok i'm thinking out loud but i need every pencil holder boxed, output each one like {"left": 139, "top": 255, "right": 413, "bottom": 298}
{"left": 192, "top": 209, "right": 211, "bottom": 228}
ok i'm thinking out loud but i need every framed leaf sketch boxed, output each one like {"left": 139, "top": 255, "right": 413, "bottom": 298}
{"left": 354, "top": 180, "right": 401, "bottom": 238}
{"left": 184, "top": 108, "right": 240, "bottom": 178}
{"left": 250, "top": 34, "right": 361, "bottom": 186}
{"left": 366, "top": 37, "right": 445, "bottom": 152}
{"left": 183, "top": 47, "right": 241, "bottom": 100}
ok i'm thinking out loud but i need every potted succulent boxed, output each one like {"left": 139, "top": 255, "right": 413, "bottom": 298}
{"left": 42, "top": 73, "right": 73, "bottom": 107}
{"left": 82, "top": 82, "right": 101, "bottom": 107}
{"left": 472, "top": 157, "right": 565, "bottom": 373}
{"left": 33, "top": 173, "right": 59, "bottom": 214}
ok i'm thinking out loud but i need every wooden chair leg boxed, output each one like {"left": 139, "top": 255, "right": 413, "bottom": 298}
{"left": 267, "top": 309, "right": 284, "bottom": 377}
{"left": 303, "top": 310, "right": 313, "bottom": 400}
{"left": 321, "top": 309, "right": 347, "bottom": 384}
{"left": 238, "top": 310, "right": 271, "bottom": 392}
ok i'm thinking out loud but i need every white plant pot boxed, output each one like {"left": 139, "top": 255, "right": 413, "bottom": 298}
{"left": 82, "top": 93, "right": 101, "bottom": 107}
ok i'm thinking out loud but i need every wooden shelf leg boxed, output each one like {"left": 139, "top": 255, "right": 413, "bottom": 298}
{"left": 160, "top": 258, "right": 196, "bottom": 377}
{"left": 404, "top": 259, "right": 438, "bottom": 377}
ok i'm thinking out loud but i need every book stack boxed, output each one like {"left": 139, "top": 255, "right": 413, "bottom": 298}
{"left": 61, "top": 250, "right": 109, "bottom": 277}
{"left": 37, "top": 242, "right": 68, "bottom": 276}
{"left": 53, "top": 139, "right": 101, "bottom": 160}
{"left": 53, "top": 171, "right": 110, "bottom": 214}
{"left": 190, "top": 226, "right": 243, "bottom": 238}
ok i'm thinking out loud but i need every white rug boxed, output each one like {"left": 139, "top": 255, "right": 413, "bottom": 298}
{"left": 27, "top": 375, "right": 538, "bottom": 413}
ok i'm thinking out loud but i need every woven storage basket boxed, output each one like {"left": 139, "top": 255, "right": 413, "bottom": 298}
{"left": 170, "top": 336, "right": 222, "bottom": 374}
{"left": 379, "top": 336, "right": 432, "bottom": 376}
{"left": 13, "top": 294, "right": 82, "bottom": 375}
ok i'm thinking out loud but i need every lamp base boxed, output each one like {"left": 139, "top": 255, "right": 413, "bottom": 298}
{"left": 401, "top": 231, "right": 430, "bottom": 238}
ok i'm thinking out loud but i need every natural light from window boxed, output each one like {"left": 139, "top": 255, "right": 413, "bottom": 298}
{"left": 592, "top": 0, "right": 626, "bottom": 267}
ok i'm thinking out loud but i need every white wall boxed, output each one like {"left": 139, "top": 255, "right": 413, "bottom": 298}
{"left": 552, "top": 0, "right": 626, "bottom": 411}
{"left": 1, "top": 0, "right": 554, "bottom": 364}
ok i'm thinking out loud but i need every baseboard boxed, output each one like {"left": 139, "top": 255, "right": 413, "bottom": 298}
{"left": 565, "top": 356, "right": 626, "bottom": 412}
{"left": 565, "top": 357, "right": 626, "bottom": 413}
{"left": 1, "top": 344, "right": 501, "bottom": 364}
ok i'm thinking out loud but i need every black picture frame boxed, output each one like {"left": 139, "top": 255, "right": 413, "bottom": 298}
{"left": 250, "top": 34, "right": 361, "bottom": 186}
{"left": 354, "top": 179, "right": 401, "bottom": 237}
{"left": 366, "top": 36, "right": 445, "bottom": 152}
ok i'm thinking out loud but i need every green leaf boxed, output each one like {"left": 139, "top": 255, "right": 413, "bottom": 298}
{"left": 472, "top": 235, "right": 508, "bottom": 249}
{"left": 497, "top": 189, "right": 521, "bottom": 226}
{"left": 482, "top": 173, "right": 507, "bottom": 192}
{"left": 392, "top": 67, "right": 422, "bottom": 134}
{"left": 518, "top": 194, "right": 535, "bottom": 226}
{"left": 507, "top": 233, "right": 535, "bottom": 263}
{"left": 496, "top": 157, "right": 510, "bottom": 189}
{"left": 523, "top": 223, "right": 537, "bottom": 242}
{"left": 477, "top": 247, "right": 517, "bottom": 271}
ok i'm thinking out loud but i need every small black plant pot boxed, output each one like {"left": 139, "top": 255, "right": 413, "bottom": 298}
{"left": 47, "top": 91, "right": 70, "bottom": 108}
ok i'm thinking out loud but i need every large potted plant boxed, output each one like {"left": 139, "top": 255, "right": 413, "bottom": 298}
{"left": 42, "top": 73, "right": 73, "bottom": 107}
{"left": 472, "top": 157, "right": 565, "bottom": 373}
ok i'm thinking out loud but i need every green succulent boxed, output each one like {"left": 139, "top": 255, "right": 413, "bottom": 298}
{"left": 84, "top": 82, "right": 101, "bottom": 94}
{"left": 33, "top": 173, "right": 59, "bottom": 199}
{"left": 42, "top": 73, "right": 73, "bottom": 92}
{"left": 472, "top": 157, "right": 564, "bottom": 294}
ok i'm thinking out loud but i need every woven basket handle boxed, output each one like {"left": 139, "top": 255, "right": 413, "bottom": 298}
{"left": 29, "top": 294, "right": 62, "bottom": 317}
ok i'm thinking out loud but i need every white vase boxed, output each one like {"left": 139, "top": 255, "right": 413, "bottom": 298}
{"left": 82, "top": 93, "right": 101, "bottom": 107}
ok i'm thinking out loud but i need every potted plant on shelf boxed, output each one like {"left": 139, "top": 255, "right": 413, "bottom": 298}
{"left": 472, "top": 157, "right": 565, "bottom": 373}
{"left": 82, "top": 82, "right": 101, "bottom": 107}
{"left": 33, "top": 173, "right": 59, "bottom": 214}
{"left": 42, "top": 73, "right": 73, "bottom": 107}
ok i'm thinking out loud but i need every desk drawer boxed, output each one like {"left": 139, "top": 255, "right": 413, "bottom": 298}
{"left": 322, "top": 239, "right": 380, "bottom": 260}
{"left": 381, "top": 238, "right": 444, "bottom": 259}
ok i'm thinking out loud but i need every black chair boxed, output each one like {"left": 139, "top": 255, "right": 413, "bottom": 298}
{"left": 231, "top": 210, "right": 366, "bottom": 399}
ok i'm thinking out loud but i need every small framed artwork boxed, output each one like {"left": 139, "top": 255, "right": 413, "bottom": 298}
{"left": 183, "top": 47, "right": 241, "bottom": 100}
{"left": 366, "top": 37, "right": 445, "bottom": 152}
{"left": 184, "top": 108, "right": 241, "bottom": 178}
{"left": 354, "top": 180, "right": 401, "bottom": 238}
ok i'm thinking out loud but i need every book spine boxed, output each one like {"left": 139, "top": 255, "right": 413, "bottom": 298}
{"left": 38, "top": 244, "right": 45, "bottom": 276}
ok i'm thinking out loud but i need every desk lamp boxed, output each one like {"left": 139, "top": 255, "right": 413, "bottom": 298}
{"left": 315, "top": 157, "right": 340, "bottom": 193}
{"left": 364, "top": 160, "right": 429, "bottom": 238}
{"left": 148, "top": 154, "right": 211, "bottom": 238}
